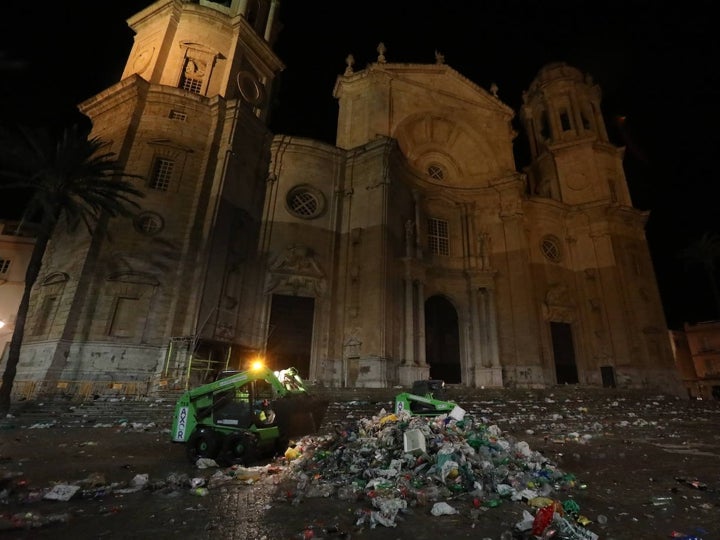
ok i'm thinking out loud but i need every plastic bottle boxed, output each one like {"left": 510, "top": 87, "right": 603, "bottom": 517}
{"left": 650, "top": 495, "right": 672, "bottom": 506}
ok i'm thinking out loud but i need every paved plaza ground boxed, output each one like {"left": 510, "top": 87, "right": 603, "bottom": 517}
{"left": 1, "top": 386, "right": 719, "bottom": 539}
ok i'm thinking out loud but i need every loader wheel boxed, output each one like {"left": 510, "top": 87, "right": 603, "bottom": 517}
{"left": 186, "top": 428, "right": 220, "bottom": 464}
{"left": 218, "top": 432, "right": 257, "bottom": 466}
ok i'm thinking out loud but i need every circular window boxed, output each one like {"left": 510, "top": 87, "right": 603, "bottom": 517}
{"left": 541, "top": 235, "right": 562, "bottom": 263}
{"left": 286, "top": 185, "right": 325, "bottom": 219}
{"left": 134, "top": 212, "right": 164, "bottom": 236}
{"left": 427, "top": 164, "right": 445, "bottom": 181}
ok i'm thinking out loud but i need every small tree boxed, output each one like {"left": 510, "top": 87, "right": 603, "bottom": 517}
{"left": 677, "top": 231, "right": 720, "bottom": 319}
{"left": 0, "top": 124, "right": 144, "bottom": 414}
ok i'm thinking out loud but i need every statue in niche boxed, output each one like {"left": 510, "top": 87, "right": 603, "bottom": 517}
{"left": 478, "top": 232, "right": 491, "bottom": 269}
{"left": 184, "top": 58, "right": 205, "bottom": 78}
{"left": 405, "top": 220, "right": 415, "bottom": 253}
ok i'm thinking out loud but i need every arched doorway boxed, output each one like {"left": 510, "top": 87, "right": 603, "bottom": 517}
{"left": 424, "top": 295, "right": 461, "bottom": 383}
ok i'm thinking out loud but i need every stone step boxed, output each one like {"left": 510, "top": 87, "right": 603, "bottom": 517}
{"left": 5, "top": 385, "right": 679, "bottom": 432}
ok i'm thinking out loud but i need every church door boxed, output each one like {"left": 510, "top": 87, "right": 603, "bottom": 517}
{"left": 424, "top": 296, "right": 461, "bottom": 383}
{"left": 551, "top": 322, "right": 579, "bottom": 384}
{"left": 265, "top": 294, "right": 314, "bottom": 379}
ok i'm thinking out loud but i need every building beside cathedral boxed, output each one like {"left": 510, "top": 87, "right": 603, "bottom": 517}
{"left": 4, "top": 0, "right": 682, "bottom": 398}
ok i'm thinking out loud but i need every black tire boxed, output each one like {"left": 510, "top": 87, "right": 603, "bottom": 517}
{"left": 186, "top": 428, "right": 221, "bottom": 463}
{"left": 274, "top": 434, "right": 290, "bottom": 457}
{"left": 218, "top": 431, "right": 258, "bottom": 466}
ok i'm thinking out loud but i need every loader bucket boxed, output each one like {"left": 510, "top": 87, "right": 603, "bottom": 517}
{"left": 272, "top": 395, "right": 329, "bottom": 439}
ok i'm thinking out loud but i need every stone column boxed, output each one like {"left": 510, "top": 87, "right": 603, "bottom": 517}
{"left": 264, "top": 0, "right": 280, "bottom": 41}
{"left": 417, "top": 281, "right": 427, "bottom": 366}
{"left": 470, "top": 287, "right": 482, "bottom": 365}
{"left": 591, "top": 100, "right": 609, "bottom": 141}
{"left": 404, "top": 278, "right": 414, "bottom": 364}
{"left": 234, "top": 0, "right": 249, "bottom": 16}
{"left": 486, "top": 289, "right": 500, "bottom": 368}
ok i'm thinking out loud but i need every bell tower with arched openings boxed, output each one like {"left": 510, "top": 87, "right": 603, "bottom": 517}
{"left": 520, "top": 62, "right": 632, "bottom": 208}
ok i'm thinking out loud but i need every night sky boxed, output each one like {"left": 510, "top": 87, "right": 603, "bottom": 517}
{"left": 1, "top": 0, "right": 717, "bottom": 329}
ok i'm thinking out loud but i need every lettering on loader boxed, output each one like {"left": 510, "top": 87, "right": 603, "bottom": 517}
{"left": 174, "top": 406, "right": 188, "bottom": 441}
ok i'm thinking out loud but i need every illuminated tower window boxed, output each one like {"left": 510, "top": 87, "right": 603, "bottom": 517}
{"left": 150, "top": 158, "right": 175, "bottom": 191}
{"left": 428, "top": 218, "right": 449, "bottom": 256}
{"left": 180, "top": 58, "right": 205, "bottom": 94}
{"left": 169, "top": 110, "right": 188, "bottom": 121}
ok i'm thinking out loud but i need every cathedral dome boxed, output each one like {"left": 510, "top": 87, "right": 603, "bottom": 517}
{"left": 532, "top": 62, "right": 586, "bottom": 87}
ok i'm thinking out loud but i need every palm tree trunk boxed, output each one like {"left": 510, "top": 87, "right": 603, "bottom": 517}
{"left": 0, "top": 231, "right": 51, "bottom": 414}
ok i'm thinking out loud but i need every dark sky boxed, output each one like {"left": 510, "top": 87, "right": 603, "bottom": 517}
{"left": 1, "top": 0, "right": 718, "bottom": 329}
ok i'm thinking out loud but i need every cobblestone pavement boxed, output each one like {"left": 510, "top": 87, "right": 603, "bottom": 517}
{"left": 1, "top": 387, "right": 719, "bottom": 539}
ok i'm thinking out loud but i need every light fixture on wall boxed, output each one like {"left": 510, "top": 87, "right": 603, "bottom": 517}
{"left": 0, "top": 321, "right": 5, "bottom": 329}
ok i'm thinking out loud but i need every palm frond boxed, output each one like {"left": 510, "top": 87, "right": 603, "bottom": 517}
{"left": 677, "top": 232, "right": 720, "bottom": 269}
{"left": 0, "top": 123, "right": 145, "bottom": 236}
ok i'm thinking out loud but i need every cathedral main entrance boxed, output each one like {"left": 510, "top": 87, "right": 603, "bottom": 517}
{"left": 425, "top": 296, "right": 461, "bottom": 384}
{"left": 265, "top": 294, "right": 314, "bottom": 379}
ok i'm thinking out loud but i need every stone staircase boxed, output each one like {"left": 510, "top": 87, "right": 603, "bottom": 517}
{"left": 4, "top": 384, "right": 682, "bottom": 433}
{"left": 5, "top": 391, "right": 183, "bottom": 429}
{"left": 3, "top": 387, "right": 396, "bottom": 432}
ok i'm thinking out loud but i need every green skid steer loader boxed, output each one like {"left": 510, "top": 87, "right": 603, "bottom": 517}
{"left": 394, "top": 379, "right": 463, "bottom": 418}
{"left": 171, "top": 363, "right": 327, "bottom": 466}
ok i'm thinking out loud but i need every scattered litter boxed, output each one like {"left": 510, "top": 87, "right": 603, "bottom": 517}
{"left": 430, "top": 501, "right": 458, "bottom": 516}
{"left": 27, "top": 422, "right": 57, "bottom": 429}
{"left": 43, "top": 484, "right": 80, "bottom": 501}
{"left": 279, "top": 407, "right": 598, "bottom": 534}
{"left": 194, "top": 458, "right": 218, "bottom": 469}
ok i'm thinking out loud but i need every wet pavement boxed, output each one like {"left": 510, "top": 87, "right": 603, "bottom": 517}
{"left": 1, "top": 387, "right": 719, "bottom": 539}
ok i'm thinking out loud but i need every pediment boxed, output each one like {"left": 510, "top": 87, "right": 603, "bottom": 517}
{"left": 381, "top": 64, "right": 513, "bottom": 115}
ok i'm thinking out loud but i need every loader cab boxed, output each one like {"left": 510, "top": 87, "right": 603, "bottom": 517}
{"left": 212, "top": 374, "right": 276, "bottom": 427}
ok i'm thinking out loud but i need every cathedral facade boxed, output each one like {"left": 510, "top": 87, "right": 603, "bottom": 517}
{"left": 9, "top": 0, "right": 681, "bottom": 397}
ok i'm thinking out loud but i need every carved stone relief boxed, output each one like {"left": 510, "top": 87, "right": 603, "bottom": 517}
{"left": 265, "top": 244, "right": 326, "bottom": 297}
{"left": 542, "top": 283, "right": 575, "bottom": 322}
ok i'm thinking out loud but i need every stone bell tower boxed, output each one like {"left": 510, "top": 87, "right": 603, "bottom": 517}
{"left": 121, "top": 0, "right": 282, "bottom": 121}
{"left": 519, "top": 62, "right": 679, "bottom": 390}
{"left": 520, "top": 62, "right": 632, "bottom": 207}
{"left": 15, "top": 0, "right": 285, "bottom": 395}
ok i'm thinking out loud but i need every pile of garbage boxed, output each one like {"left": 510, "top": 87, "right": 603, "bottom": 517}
{"left": 279, "top": 408, "right": 601, "bottom": 539}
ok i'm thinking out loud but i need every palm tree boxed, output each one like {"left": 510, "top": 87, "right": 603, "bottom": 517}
{"left": 677, "top": 231, "right": 720, "bottom": 319}
{"left": 0, "top": 124, "right": 144, "bottom": 414}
